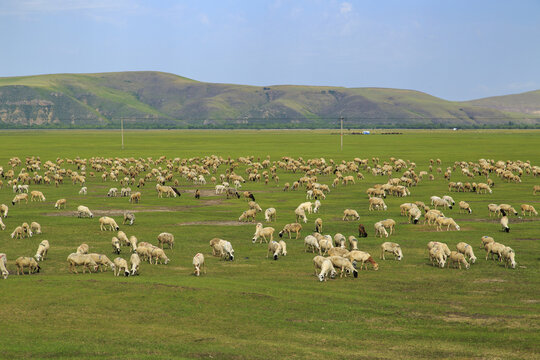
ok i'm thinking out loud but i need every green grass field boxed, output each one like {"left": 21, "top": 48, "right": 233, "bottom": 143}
{"left": 0, "top": 130, "right": 539, "bottom": 360}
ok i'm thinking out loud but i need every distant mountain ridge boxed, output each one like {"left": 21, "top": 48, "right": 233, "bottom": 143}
{"left": 0, "top": 71, "right": 538, "bottom": 128}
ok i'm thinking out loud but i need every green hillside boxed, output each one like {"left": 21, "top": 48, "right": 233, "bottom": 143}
{"left": 0, "top": 71, "right": 538, "bottom": 128}
{"left": 467, "top": 89, "right": 540, "bottom": 115}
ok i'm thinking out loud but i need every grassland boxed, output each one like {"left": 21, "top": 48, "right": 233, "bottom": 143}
{"left": 0, "top": 129, "right": 539, "bottom": 360}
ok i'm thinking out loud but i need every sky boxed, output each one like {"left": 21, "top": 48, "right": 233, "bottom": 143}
{"left": 0, "top": 0, "right": 539, "bottom": 101}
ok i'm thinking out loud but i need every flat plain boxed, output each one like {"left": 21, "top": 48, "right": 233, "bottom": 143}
{"left": 0, "top": 129, "right": 539, "bottom": 360}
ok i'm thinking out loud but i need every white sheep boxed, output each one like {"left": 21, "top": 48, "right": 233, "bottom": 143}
{"left": 485, "top": 242, "right": 506, "bottom": 261}
{"left": 0, "top": 253, "right": 9, "bottom": 279}
{"left": 408, "top": 207, "right": 422, "bottom": 224}
{"left": 427, "top": 241, "right": 451, "bottom": 257}
{"left": 11, "top": 226, "right": 24, "bottom": 239}
{"left": 369, "top": 197, "right": 387, "bottom": 211}
{"left": 374, "top": 222, "right": 389, "bottom": 238}
{"left": 500, "top": 211, "right": 510, "bottom": 232}
{"left": 129, "top": 236, "right": 138, "bottom": 253}
{"left": 347, "top": 236, "right": 358, "bottom": 250}
{"left": 30, "top": 190, "right": 46, "bottom": 202}
{"left": 218, "top": 239, "right": 235, "bottom": 261}
{"left": 435, "top": 217, "right": 461, "bottom": 231}
{"left": 150, "top": 248, "right": 170, "bottom": 264}
{"left": 304, "top": 235, "right": 321, "bottom": 254}
{"left": 113, "top": 257, "right": 130, "bottom": 276}
{"left": 34, "top": 240, "right": 50, "bottom": 261}
{"left": 157, "top": 232, "right": 175, "bottom": 249}
{"left": 456, "top": 242, "right": 476, "bottom": 264}
{"left": 319, "top": 238, "right": 333, "bottom": 255}
{"left": 54, "top": 198, "right": 67, "bottom": 209}
{"left": 99, "top": 216, "right": 120, "bottom": 231}
{"left": 520, "top": 204, "right": 537, "bottom": 216}
{"left": 278, "top": 223, "right": 302, "bottom": 239}
{"left": 342, "top": 209, "right": 360, "bottom": 221}
{"left": 313, "top": 200, "right": 321, "bottom": 213}
{"left": 112, "top": 237, "right": 121, "bottom": 254}
{"left": 193, "top": 253, "right": 205, "bottom": 276}
{"left": 318, "top": 258, "right": 337, "bottom": 282}
{"left": 130, "top": 253, "right": 140, "bottom": 275}
{"left": 297, "top": 202, "right": 313, "bottom": 214}
{"left": 314, "top": 218, "right": 323, "bottom": 233}
{"left": 30, "top": 221, "right": 41, "bottom": 235}
{"left": 79, "top": 187, "right": 87, "bottom": 195}
{"left": 239, "top": 209, "right": 257, "bottom": 222}
{"left": 328, "top": 256, "right": 358, "bottom": 278}
{"left": 123, "top": 211, "right": 135, "bottom": 225}
{"left": 333, "top": 233, "right": 346, "bottom": 248}
{"left": 278, "top": 240, "right": 287, "bottom": 256}
{"left": 107, "top": 187, "right": 118, "bottom": 197}
{"left": 295, "top": 207, "right": 308, "bottom": 223}
{"left": 481, "top": 235, "right": 495, "bottom": 249}
{"left": 429, "top": 247, "right": 447, "bottom": 268}
{"left": 0, "top": 217, "right": 5, "bottom": 231}
{"left": 346, "top": 250, "right": 379, "bottom": 270}
{"left": 459, "top": 201, "right": 472, "bottom": 214}
{"left": 77, "top": 205, "right": 93, "bottom": 218}
{"left": 501, "top": 246, "right": 516, "bottom": 269}
{"left": 15, "top": 256, "right": 41, "bottom": 275}
{"left": 442, "top": 195, "right": 455, "bottom": 206}
{"left": 0, "top": 204, "right": 8, "bottom": 218}
{"left": 88, "top": 253, "right": 116, "bottom": 272}
{"left": 448, "top": 251, "right": 470, "bottom": 269}
{"left": 328, "top": 247, "right": 350, "bottom": 257}
{"left": 264, "top": 207, "right": 276, "bottom": 222}
{"left": 267, "top": 241, "right": 282, "bottom": 260}
{"left": 12, "top": 193, "right": 28, "bottom": 205}
{"left": 252, "top": 223, "right": 275, "bottom": 243}
{"left": 77, "top": 243, "right": 89, "bottom": 254}
{"left": 67, "top": 253, "right": 98, "bottom": 274}
{"left": 117, "top": 231, "right": 129, "bottom": 246}
{"left": 380, "top": 242, "right": 403, "bottom": 260}
{"left": 431, "top": 196, "right": 452, "bottom": 209}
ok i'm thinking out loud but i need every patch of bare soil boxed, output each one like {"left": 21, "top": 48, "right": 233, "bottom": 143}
{"left": 43, "top": 206, "right": 206, "bottom": 217}
{"left": 177, "top": 220, "right": 253, "bottom": 226}
{"left": 473, "top": 278, "right": 507, "bottom": 284}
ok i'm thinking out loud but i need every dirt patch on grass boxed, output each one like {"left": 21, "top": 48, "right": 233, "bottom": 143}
{"left": 474, "top": 278, "right": 507, "bottom": 284}
{"left": 177, "top": 220, "right": 252, "bottom": 226}
{"left": 43, "top": 206, "right": 205, "bottom": 217}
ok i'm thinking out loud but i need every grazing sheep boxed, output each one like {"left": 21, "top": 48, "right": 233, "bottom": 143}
{"left": 123, "top": 211, "right": 135, "bottom": 225}
{"left": 0, "top": 253, "right": 8, "bottom": 279}
{"left": 380, "top": 242, "right": 403, "bottom": 260}
{"left": 55, "top": 198, "right": 67, "bottom": 209}
{"left": 278, "top": 223, "right": 302, "bottom": 239}
{"left": 501, "top": 246, "right": 516, "bottom": 269}
{"left": 243, "top": 191, "right": 255, "bottom": 201}
{"left": 369, "top": 197, "right": 387, "bottom": 211}
{"left": 87, "top": 253, "right": 115, "bottom": 272}
{"left": 496, "top": 204, "right": 517, "bottom": 217}
{"left": 121, "top": 187, "right": 132, "bottom": 197}
{"left": 297, "top": 202, "right": 313, "bottom": 214}
{"left": 10, "top": 226, "right": 24, "bottom": 239}
{"left": 328, "top": 256, "right": 358, "bottom": 278}
{"left": 267, "top": 241, "right": 282, "bottom": 260}
{"left": 193, "top": 253, "right": 205, "bottom": 276}
{"left": 77, "top": 243, "right": 89, "bottom": 254}
{"left": 342, "top": 209, "right": 360, "bottom": 221}
{"left": 456, "top": 242, "right": 477, "bottom": 264}
{"left": 239, "top": 208, "right": 257, "bottom": 222}
{"left": 252, "top": 223, "right": 275, "bottom": 243}
{"left": 476, "top": 183, "right": 492, "bottom": 194}
{"left": 30, "top": 221, "right": 41, "bottom": 235}
{"left": 107, "top": 187, "right": 118, "bottom": 197}
{"left": 30, "top": 191, "right": 46, "bottom": 202}
{"left": 79, "top": 187, "right": 87, "bottom": 195}
{"left": 314, "top": 218, "right": 323, "bottom": 233}
{"left": 0, "top": 217, "right": 5, "bottom": 231}
{"left": 34, "top": 240, "right": 50, "bottom": 261}
{"left": 128, "top": 236, "right": 138, "bottom": 253}
{"left": 117, "top": 231, "right": 129, "bottom": 246}
{"left": 442, "top": 195, "right": 455, "bottom": 206}
{"left": 500, "top": 212, "right": 510, "bottom": 233}
{"left": 318, "top": 258, "right": 337, "bottom": 282}
{"left": 328, "top": 247, "right": 350, "bottom": 257}
{"left": 304, "top": 235, "right": 321, "bottom": 254}
{"left": 485, "top": 242, "right": 506, "bottom": 261}
{"left": 218, "top": 240, "right": 235, "bottom": 261}
{"left": 113, "top": 257, "right": 130, "bottom": 276}
{"left": 347, "top": 236, "right": 358, "bottom": 250}
{"left": 112, "top": 237, "right": 121, "bottom": 254}
{"left": 157, "top": 232, "right": 175, "bottom": 249}
{"left": 313, "top": 255, "right": 327, "bottom": 274}
{"left": 435, "top": 216, "right": 460, "bottom": 231}
{"left": 448, "top": 251, "right": 470, "bottom": 269}
{"left": 15, "top": 256, "right": 41, "bottom": 275}
{"left": 424, "top": 209, "right": 442, "bottom": 225}
{"left": 358, "top": 224, "right": 368, "bottom": 237}
{"left": 408, "top": 207, "right": 422, "bottom": 224}
{"left": 313, "top": 200, "right": 321, "bottom": 213}
{"left": 347, "top": 250, "right": 379, "bottom": 270}
{"left": 295, "top": 207, "right": 308, "bottom": 223}
{"left": 429, "top": 247, "right": 447, "bottom": 268}
{"left": 487, "top": 204, "right": 499, "bottom": 217}
{"left": 374, "top": 222, "right": 389, "bottom": 238}
{"left": 22, "top": 222, "right": 32, "bottom": 237}
{"left": 130, "top": 253, "right": 140, "bottom": 275}
{"left": 99, "top": 216, "right": 120, "bottom": 231}
{"left": 264, "top": 208, "right": 276, "bottom": 222}
{"left": 534, "top": 185, "right": 540, "bottom": 195}
{"left": 430, "top": 196, "right": 452, "bottom": 210}
{"left": 248, "top": 201, "right": 263, "bottom": 213}
{"left": 77, "top": 205, "right": 94, "bottom": 218}
{"left": 333, "top": 233, "right": 346, "bottom": 248}
{"left": 459, "top": 201, "right": 472, "bottom": 214}
{"left": 380, "top": 219, "right": 396, "bottom": 235}
{"left": 150, "top": 247, "right": 170, "bottom": 265}
{"left": 130, "top": 192, "right": 141, "bottom": 203}
{"left": 278, "top": 240, "right": 287, "bottom": 256}
{"left": 0, "top": 204, "right": 8, "bottom": 218}
{"left": 427, "top": 241, "right": 451, "bottom": 257}
{"left": 520, "top": 204, "right": 538, "bottom": 216}
{"left": 318, "top": 238, "right": 333, "bottom": 255}
{"left": 481, "top": 235, "right": 495, "bottom": 249}
{"left": 12, "top": 193, "right": 28, "bottom": 205}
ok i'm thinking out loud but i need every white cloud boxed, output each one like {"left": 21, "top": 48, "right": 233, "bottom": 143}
{"left": 340, "top": 2, "right": 352, "bottom": 15}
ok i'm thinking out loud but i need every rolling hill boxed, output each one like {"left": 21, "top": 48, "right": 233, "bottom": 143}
{"left": 0, "top": 71, "right": 538, "bottom": 128}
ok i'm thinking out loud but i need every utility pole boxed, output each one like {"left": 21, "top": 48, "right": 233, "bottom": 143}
{"left": 121, "top": 118, "right": 124, "bottom": 150}
{"left": 340, "top": 116, "right": 344, "bottom": 151}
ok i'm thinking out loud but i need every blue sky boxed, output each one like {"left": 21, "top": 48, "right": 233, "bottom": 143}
{"left": 0, "top": 0, "right": 539, "bottom": 100}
